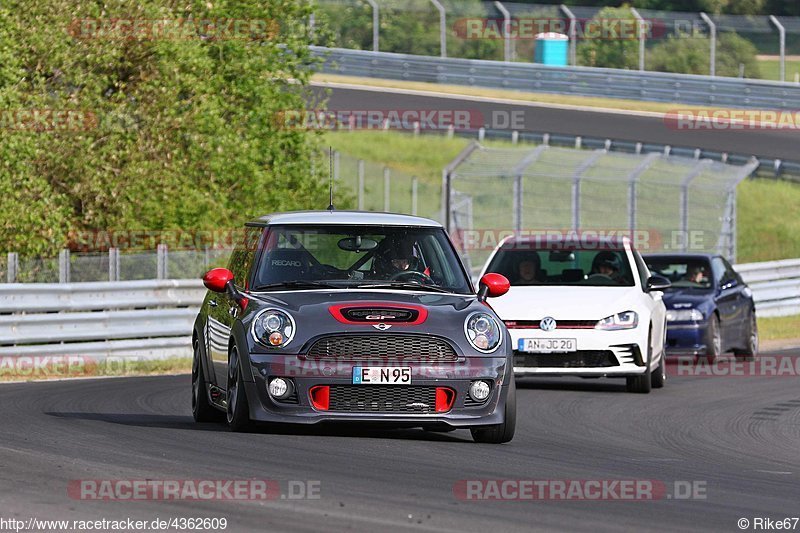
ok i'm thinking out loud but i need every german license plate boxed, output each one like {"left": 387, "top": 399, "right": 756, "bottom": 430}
{"left": 352, "top": 366, "right": 412, "bottom": 384}
{"left": 518, "top": 338, "right": 576, "bottom": 353}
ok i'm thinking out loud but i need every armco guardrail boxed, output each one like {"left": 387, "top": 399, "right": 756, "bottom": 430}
{"left": 736, "top": 259, "right": 800, "bottom": 318}
{"left": 312, "top": 46, "right": 800, "bottom": 110}
{"left": 0, "top": 280, "right": 205, "bottom": 358}
{"left": 0, "top": 260, "right": 795, "bottom": 360}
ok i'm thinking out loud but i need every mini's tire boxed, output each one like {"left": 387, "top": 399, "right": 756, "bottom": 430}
{"left": 192, "top": 341, "right": 223, "bottom": 423}
{"left": 226, "top": 346, "right": 252, "bottom": 432}
{"left": 471, "top": 378, "right": 516, "bottom": 444}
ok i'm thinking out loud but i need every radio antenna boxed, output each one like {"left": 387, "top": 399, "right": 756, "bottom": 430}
{"left": 327, "top": 146, "right": 335, "bottom": 211}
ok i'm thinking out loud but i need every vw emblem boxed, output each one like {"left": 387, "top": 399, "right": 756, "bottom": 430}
{"left": 372, "top": 323, "right": 392, "bottom": 331}
{"left": 539, "top": 317, "right": 557, "bottom": 331}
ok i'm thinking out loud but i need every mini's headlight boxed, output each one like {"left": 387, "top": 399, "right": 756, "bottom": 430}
{"left": 595, "top": 310, "right": 639, "bottom": 330}
{"left": 252, "top": 309, "right": 296, "bottom": 348}
{"left": 465, "top": 312, "right": 502, "bottom": 353}
{"left": 666, "top": 308, "right": 703, "bottom": 322}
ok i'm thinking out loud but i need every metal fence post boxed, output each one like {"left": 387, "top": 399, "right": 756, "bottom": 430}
{"left": 679, "top": 160, "right": 712, "bottom": 252}
{"left": 571, "top": 150, "right": 607, "bottom": 230}
{"left": 383, "top": 167, "right": 391, "bottom": 211}
{"left": 59, "top": 249, "right": 70, "bottom": 283}
{"left": 626, "top": 153, "right": 660, "bottom": 233}
{"left": 7, "top": 252, "right": 18, "bottom": 283}
{"left": 560, "top": 5, "right": 577, "bottom": 66}
{"left": 494, "top": 1, "right": 512, "bottom": 62}
{"left": 770, "top": 15, "right": 785, "bottom": 82}
{"left": 411, "top": 176, "right": 418, "bottom": 216}
{"left": 631, "top": 8, "right": 646, "bottom": 71}
{"left": 512, "top": 174, "right": 522, "bottom": 234}
{"left": 108, "top": 247, "right": 120, "bottom": 281}
{"left": 429, "top": 0, "right": 447, "bottom": 58}
{"left": 157, "top": 244, "right": 168, "bottom": 279}
{"left": 699, "top": 13, "right": 716, "bottom": 77}
{"left": 365, "top": 0, "right": 379, "bottom": 52}
{"left": 358, "top": 160, "right": 365, "bottom": 210}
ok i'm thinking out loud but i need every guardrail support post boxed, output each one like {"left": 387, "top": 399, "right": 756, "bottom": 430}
{"left": 59, "top": 249, "right": 70, "bottom": 283}
{"left": 699, "top": 13, "right": 716, "bottom": 77}
{"left": 7, "top": 252, "right": 18, "bottom": 283}
{"left": 769, "top": 15, "right": 786, "bottom": 82}
{"left": 358, "top": 160, "right": 365, "bottom": 210}
{"left": 108, "top": 248, "right": 119, "bottom": 281}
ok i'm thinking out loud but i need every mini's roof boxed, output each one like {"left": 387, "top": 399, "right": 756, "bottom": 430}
{"left": 246, "top": 210, "right": 442, "bottom": 228}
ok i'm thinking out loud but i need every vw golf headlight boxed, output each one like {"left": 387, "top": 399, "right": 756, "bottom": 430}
{"left": 252, "top": 309, "right": 296, "bottom": 348}
{"left": 464, "top": 312, "right": 502, "bottom": 353}
{"left": 666, "top": 309, "right": 703, "bottom": 322}
{"left": 595, "top": 311, "right": 638, "bottom": 330}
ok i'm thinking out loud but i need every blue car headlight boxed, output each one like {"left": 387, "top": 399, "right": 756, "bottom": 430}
{"left": 666, "top": 309, "right": 703, "bottom": 322}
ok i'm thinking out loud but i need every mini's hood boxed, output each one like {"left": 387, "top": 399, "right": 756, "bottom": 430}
{"left": 489, "top": 286, "right": 642, "bottom": 322}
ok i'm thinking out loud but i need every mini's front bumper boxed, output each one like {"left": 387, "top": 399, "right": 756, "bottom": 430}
{"left": 241, "top": 354, "right": 511, "bottom": 427}
{"left": 507, "top": 326, "right": 650, "bottom": 377}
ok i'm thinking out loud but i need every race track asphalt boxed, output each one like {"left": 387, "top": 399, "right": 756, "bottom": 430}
{"left": 2, "top": 349, "right": 798, "bottom": 532}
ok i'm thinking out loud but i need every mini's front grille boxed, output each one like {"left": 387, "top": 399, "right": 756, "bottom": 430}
{"left": 306, "top": 334, "right": 458, "bottom": 361}
{"left": 328, "top": 385, "right": 438, "bottom": 413}
{"left": 514, "top": 351, "right": 618, "bottom": 368}
{"left": 504, "top": 320, "right": 597, "bottom": 329}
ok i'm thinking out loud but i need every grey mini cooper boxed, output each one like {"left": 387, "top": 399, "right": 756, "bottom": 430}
{"left": 192, "top": 211, "right": 516, "bottom": 443}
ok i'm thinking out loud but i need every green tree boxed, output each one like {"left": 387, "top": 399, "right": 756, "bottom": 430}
{"left": 0, "top": 0, "right": 329, "bottom": 257}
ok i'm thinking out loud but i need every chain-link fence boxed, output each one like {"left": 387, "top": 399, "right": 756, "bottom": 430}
{"left": 442, "top": 142, "right": 759, "bottom": 274}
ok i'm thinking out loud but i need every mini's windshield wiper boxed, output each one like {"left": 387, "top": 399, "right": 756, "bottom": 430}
{"left": 253, "top": 281, "right": 339, "bottom": 291}
{"left": 355, "top": 282, "right": 451, "bottom": 293}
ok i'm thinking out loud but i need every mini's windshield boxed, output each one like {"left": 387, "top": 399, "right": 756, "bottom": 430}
{"left": 251, "top": 225, "right": 471, "bottom": 294}
{"left": 485, "top": 245, "right": 635, "bottom": 287}
{"left": 645, "top": 257, "right": 713, "bottom": 290}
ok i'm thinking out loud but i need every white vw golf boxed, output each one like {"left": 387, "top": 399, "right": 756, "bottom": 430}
{"left": 480, "top": 235, "right": 670, "bottom": 393}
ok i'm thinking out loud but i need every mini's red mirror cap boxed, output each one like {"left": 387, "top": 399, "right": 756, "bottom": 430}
{"left": 203, "top": 268, "right": 234, "bottom": 293}
{"left": 480, "top": 273, "right": 510, "bottom": 298}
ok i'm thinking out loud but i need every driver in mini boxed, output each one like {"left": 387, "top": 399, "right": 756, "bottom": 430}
{"left": 374, "top": 237, "right": 422, "bottom": 279}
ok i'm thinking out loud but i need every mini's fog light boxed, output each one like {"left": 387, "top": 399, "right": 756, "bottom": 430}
{"left": 268, "top": 377, "right": 291, "bottom": 399}
{"left": 469, "top": 380, "right": 491, "bottom": 402}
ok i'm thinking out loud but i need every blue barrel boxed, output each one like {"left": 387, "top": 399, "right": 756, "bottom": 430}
{"left": 534, "top": 32, "right": 569, "bottom": 66}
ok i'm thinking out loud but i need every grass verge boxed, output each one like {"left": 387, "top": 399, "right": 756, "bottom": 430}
{"left": 758, "top": 314, "right": 800, "bottom": 342}
{"left": 0, "top": 356, "right": 192, "bottom": 383}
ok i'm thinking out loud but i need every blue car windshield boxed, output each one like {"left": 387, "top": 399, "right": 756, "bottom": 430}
{"left": 251, "top": 225, "right": 471, "bottom": 294}
{"left": 645, "top": 258, "right": 712, "bottom": 290}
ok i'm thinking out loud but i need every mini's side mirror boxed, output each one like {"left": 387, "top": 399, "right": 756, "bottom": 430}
{"left": 203, "top": 268, "right": 234, "bottom": 293}
{"left": 478, "top": 273, "right": 510, "bottom": 301}
{"left": 646, "top": 275, "right": 671, "bottom": 292}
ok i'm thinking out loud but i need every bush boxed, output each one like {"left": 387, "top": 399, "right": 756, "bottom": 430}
{"left": 649, "top": 31, "right": 761, "bottom": 78}
{"left": 577, "top": 6, "right": 640, "bottom": 70}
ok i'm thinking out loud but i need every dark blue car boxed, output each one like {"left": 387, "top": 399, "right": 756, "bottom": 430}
{"left": 643, "top": 253, "right": 757, "bottom": 362}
